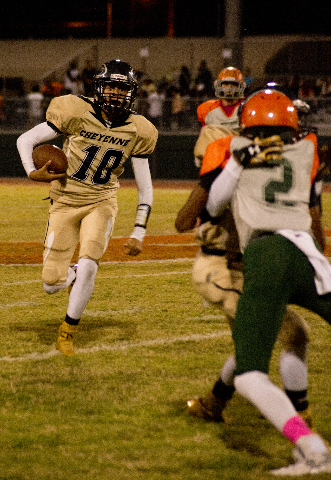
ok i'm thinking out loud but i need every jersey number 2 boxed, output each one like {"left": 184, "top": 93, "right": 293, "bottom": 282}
{"left": 264, "top": 159, "right": 293, "bottom": 204}
{"left": 72, "top": 145, "right": 124, "bottom": 185}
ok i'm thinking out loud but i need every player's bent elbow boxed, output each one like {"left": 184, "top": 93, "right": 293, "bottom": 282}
{"left": 175, "top": 217, "right": 195, "bottom": 232}
{"left": 175, "top": 219, "right": 184, "bottom": 232}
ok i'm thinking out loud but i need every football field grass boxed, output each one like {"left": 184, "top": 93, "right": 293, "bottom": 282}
{"left": 1, "top": 181, "right": 331, "bottom": 479}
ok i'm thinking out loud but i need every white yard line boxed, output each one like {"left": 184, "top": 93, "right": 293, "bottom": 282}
{"left": 3, "top": 266, "right": 192, "bottom": 286}
{"left": 0, "top": 330, "right": 230, "bottom": 363}
{"left": 3, "top": 279, "right": 40, "bottom": 285}
{"left": 98, "top": 270, "right": 191, "bottom": 279}
{"left": 0, "top": 257, "right": 194, "bottom": 268}
{"left": 0, "top": 301, "right": 36, "bottom": 308}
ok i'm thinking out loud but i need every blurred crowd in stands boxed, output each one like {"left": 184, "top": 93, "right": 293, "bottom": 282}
{"left": 1, "top": 58, "right": 331, "bottom": 132}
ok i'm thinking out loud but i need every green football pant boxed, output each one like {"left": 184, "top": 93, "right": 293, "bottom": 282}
{"left": 233, "top": 234, "right": 331, "bottom": 375}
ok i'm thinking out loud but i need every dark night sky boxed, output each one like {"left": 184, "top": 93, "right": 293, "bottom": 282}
{"left": 0, "top": 0, "right": 330, "bottom": 39}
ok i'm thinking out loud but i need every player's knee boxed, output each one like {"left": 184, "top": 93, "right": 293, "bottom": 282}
{"left": 194, "top": 281, "right": 227, "bottom": 304}
{"left": 79, "top": 241, "right": 105, "bottom": 262}
{"left": 42, "top": 266, "right": 65, "bottom": 287}
{"left": 43, "top": 282, "right": 58, "bottom": 294}
{"left": 193, "top": 278, "right": 239, "bottom": 319}
{"left": 192, "top": 256, "right": 234, "bottom": 305}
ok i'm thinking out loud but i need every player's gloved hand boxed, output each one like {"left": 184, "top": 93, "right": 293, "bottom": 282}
{"left": 124, "top": 237, "right": 142, "bottom": 256}
{"left": 233, "top": 135, "right": 284, "bottom": 168}
{"left": 29, "top": 161, "right": 67, "bottom": 183}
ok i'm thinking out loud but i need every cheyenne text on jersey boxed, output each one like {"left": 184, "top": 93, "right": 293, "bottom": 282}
{"left": 80, "top": 129, "right": 130, "bottom": 146}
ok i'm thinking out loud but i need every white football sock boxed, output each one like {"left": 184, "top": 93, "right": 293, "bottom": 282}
{"left": 220, "top": 355, "right": 236, "bottom": 387}
{"left": 234, "top": 370, "right": 298, "bottom": 432}
{"left": 280, "top": 351, "right": 308, "bottom": 391}
{"left": 67, "top": 258, "right": 98, "bottom": 320}
{"left": 296, "top": 434, "right": 329, "bottom": 457}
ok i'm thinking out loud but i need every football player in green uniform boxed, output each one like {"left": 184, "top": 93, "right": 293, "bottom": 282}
{"left": 175, "top": 94, "right": 327, "bottom": 428}
{"left": 206, "top": 89, "right": 331, "bottom": 475}
{"left": 17, "top": 60, "right": 158, "bottom": 356}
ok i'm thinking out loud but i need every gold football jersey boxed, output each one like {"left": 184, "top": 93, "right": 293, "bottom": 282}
{"left": 46, "top": 94, "right": 158, "bottom": 205}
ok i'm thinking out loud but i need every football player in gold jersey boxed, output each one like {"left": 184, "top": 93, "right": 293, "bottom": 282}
{"left": 17, "top": 60, "right": 158, "bottom": 356}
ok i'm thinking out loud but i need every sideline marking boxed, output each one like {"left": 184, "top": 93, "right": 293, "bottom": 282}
{"left": 0, "top": 331, "right": 230, "bottom": 363}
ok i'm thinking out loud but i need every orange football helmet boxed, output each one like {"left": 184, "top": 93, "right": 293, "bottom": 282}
{"left": 214, "top": 67, "right": 246, "bottom": 99}
{"left": 240, "top": 89, "right": 298, "bottom": 130}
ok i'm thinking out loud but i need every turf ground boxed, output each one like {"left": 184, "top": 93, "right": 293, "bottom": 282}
{"left": 1, "top": 179, "right": 331, "bottom": 479}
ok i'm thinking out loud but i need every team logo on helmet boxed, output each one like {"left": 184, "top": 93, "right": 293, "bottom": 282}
{"left": 109, "top": 74, "right": 127, "bottom": 81}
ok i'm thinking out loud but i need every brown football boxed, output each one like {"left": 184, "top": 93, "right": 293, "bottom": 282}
{"left": 32, "top": 144, "right": 68, "bottom": 173}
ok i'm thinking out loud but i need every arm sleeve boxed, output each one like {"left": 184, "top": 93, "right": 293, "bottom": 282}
{"left": 130, "top": 156, "right": 153, "bottom": 241}
{"left": 206, "top": 155, "right": 243, "bottom": 217}
{"left": 199, "top": 167, "right": 222, "bottom": 191}
{"left": 16, "top": 122, "right": 59, "bottom": 176}
{"left": 131, "top": 156, "right": 153, "bottom": 206}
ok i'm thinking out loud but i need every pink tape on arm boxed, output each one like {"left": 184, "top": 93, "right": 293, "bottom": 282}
{"left": 282, "top": 415, "right": 313, "bottom": 444}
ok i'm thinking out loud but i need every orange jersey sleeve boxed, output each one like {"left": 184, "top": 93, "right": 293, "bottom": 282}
{"left": 199, "top": 135, "right": 233, "bottom": 176}
{"left": 305, "top": 132, "right": 319, "bottom": 183}
{"left": 197, "top": 99, "right": 222, "bottom": 124}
